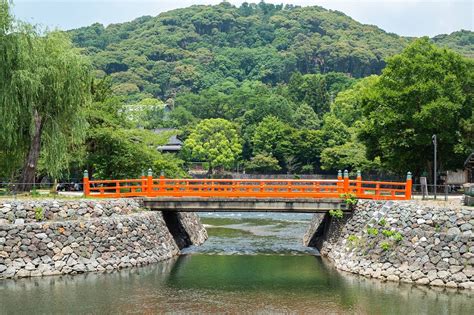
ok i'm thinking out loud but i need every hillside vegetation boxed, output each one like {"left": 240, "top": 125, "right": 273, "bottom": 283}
{"left": 70, "top": 2, "right": 473, "bottom": 102}
{"left": 70, "top": 2, "right": 411, "bottom": 100}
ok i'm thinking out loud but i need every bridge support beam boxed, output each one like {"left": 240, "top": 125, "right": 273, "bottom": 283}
{"left": 144, "top": 197, "right": 347, "bottom": 213}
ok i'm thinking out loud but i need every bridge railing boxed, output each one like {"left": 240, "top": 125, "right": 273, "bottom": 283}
{"left": 83, "top": 170, "right": 412, "bottom": 200}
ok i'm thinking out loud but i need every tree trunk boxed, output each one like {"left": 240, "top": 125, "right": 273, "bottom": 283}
{"left": 17, "top": 110, "right": 43, "bottom": 192}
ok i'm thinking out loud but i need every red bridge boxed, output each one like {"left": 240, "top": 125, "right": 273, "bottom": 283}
{"left": 83, "top": 170, "right": 412, "bottom": 201}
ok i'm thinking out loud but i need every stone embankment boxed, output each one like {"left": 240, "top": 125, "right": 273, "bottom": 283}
{"left": 304, "top": 200, "right": 473, "bottom": 290}
{"left": 0, "top": 199, "right": 207, "bottom": 279}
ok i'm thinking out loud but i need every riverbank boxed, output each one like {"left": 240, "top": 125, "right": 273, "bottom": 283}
{"left": 304, "top": 200, "right": 473, "bottom": 290}
{"left": 0, "top": 199, "right": 207, "bottom": 279}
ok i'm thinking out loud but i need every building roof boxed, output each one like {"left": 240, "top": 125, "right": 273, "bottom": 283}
{"left": 153, "top": 128, "right": 183, "bottom": 151}
{"left": 465, "top": 151, "right": 474, "bottom": 168}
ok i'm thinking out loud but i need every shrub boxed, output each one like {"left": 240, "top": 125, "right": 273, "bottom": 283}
{"left": 340, "top": 193, "right": 358, "bottom": 208}
{"left": 366, "top": 227, "right": 378, "bottom": 236}
{"left": 329, "top": 209, "right": 344, "bottom": 219}
{"left": 393, "top": 232, "right": 403, "bottom": 242}
{"left": 378, "top": 218, "right": 387, "bottom": 226}
{"left": 34, "top": 207, "right": 44, "bottom": 221}
{"left": 347, "top": 235, "right": 358, "bottom": 242}
{"left": 382, "top": 229, "right": 394, "bottom": 237}
{"left": 380, "top": 242, "right": 391, "bottom": 251}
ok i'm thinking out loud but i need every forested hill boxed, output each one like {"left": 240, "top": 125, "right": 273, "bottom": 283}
{"left": 69, "top": 2, "right": 410, "bottom": 100}
{"left": 69, "top": 2, "right": 473, "bottom": 101}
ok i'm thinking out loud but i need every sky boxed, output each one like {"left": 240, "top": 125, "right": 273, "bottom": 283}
{"left": 11, "top": 0, "right": 474, "bottom": 37}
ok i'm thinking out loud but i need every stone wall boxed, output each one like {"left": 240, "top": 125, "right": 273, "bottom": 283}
{"left": 0, "top": 199, "right": 207, "bottom": 279}
{"left": 305, "top": 200, "right": 473, "bottom": 290}
{"left": 0, "top": 199, "right": 142, "bottom": 224}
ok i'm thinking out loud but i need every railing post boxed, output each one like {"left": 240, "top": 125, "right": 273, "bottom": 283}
{"left": 115, "top": 181, "right": 120, "bottom": 196}
{"left": 83, "top": 170, "right": 90, "bottom": 197}
{"left": 159, "top": 175, "right": 165, "bottom": 194}
{"left": 147, "top": 168, "right": 153, "bottom": 197}
{"left": 356, "top": 170, "right": 362, "bottom": 196}
{"left": 337, "top": 170, "right": 342, "bottom": 193}
{"left": 405, "top": 172, "right": 412, "bottom": 200}
{"left": 343, "top": 170, "right": 349, "bottom": 194}
{"left": 141, "top": 171, "right": 146, "bottom": 194}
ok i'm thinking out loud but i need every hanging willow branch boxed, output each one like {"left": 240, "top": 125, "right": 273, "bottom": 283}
{"left": 0, "top": 1, "right": 91, "bottom": 188}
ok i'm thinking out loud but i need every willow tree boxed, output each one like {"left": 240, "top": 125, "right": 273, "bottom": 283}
{"left": 0, "top": 1, "right": 91, "bottom": 190}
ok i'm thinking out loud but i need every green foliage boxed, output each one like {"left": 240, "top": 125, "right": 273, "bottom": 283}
{"left": 67, "top": 3, "right": 419, "bottom": 101}
{"left": 340, "top": 193, "right": 358, "bottom": 207}
{"left": 432, "top": 30, "right": 474, "bottom": 59}
{"left": 366, "top": 227, "right": 379, "bottom": 236}
{"left": 83, "top": 89, "right": 186, "bottom": 179}
{"left": 382, "top": 229, "right": 394, "bottom": 237}
{"left": 378, "top": 218, "right": 387, "bottom": 227}
{"left": 359, "top": 38, "right": 474, "bottom": 175}
{"left": 292, "top": 103, "right": 320, "bottom": 130}
{"left": 329, "top": 209, "right": 344, "bottom": 219}
{"left": 30, "top": 189, "right": 40, "bottom": 197}
{"left": 252, "top": 116, "right": 293, "bottom": 169}
{"left": 34, "top": 207, "right": 44, "bottom": 222}
{"left": 245, "top": 154, "right": 282, "bottom": 174}
{"left": 0, "top": 4, "right": 91, "bottom": 183}
{"left": 392, "top": 232, "right": 403, "bottom": 242}
{"left": 347, "top": 235, "right": 358, "bottom": 243}
{"left": 183, "top": 118, "right": 242, "bottom": 172}
{"left": 380, "top": 241, "right": 391, "bottom": 251}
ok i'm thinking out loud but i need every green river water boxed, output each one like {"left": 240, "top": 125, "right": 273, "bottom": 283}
{"left": 0, "top": 212, "right": 472, "bottom": 314}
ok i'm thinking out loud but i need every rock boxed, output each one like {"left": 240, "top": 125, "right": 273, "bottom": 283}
{"left": 14, "top": 219, "right": 25, "bottom": 225}
{"left": 446, "top": 227, "right": 460, "bottom": 236}
{"left": 417, "top": 219, "right": 425, "bottom": 225}
{"left": 61, "top": 246, "right": 73, "bottom": 255}
{"left": 458, "top": 282, "right": 474, "bottom": 290}
{"left": 4, "top": 267, "right": 16, "bottom": 278}
{"left": 386, "top": 275, "right": 399, "bottom": 282}
{"left": 427, "top": 270, "right": 438, "bottom": 281}
{"left": 54, "top": 261, "right": 66, "bottom": 270}
{"left": 411, "top": 270, "right": 425, "bottom": 281}
{"left": 452, "top": 272, "right": 467, "bottom": 282}
{"left": 0, "top": 264, "right": 7, "bottom": 273}
{"left": 430, "top": 279, "right": 444, "bottom": 286}
{"left": 24, "top": 262, "right": 35, "bottom": 271}
{"left": 66, "top": 257, "right": 77, "bottom": 267}
{"left": 16, "top": 269, "right": 30, "bottom": 277}
{"left": 416, "top": 278, "right": 430, "bottom": 285}
{"left": 437, "top": 270, "right": 449, "bottom": 280}
{"left": 35, "top": 233, "right": 48, "bottom": 239}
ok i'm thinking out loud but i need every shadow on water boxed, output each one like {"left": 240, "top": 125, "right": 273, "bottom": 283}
{"left": 0, "top": 212, "right": 472, "bottom": 314}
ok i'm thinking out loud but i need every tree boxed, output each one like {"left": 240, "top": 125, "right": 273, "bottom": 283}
{"left": 292, "top": 103, "right": 320, "bottom": 130}
{"left": 320, "top": 141, "right": 380, "bottom": 172}
{"left": 83, "top": 93, "right": 185, "bottom": 179}
{"left": 252, "top": 116, "right": 292, "bottom": 170}
{"left": 245, "top": 154, "right": 281, "bottom": 174}
{"left": 359, "top": 38, "right": 474, "bottom": 175}
{"left": 183, "top": 119, "right": 242, "bottom": 173}
{"left": 0, "top": 3, "right": 91, "bottom": 190}
{"left": 330, "top": 76, "right": 378, "bottom": 126}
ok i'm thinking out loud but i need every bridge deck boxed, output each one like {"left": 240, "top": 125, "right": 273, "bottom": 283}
{"left": 143, "top": 197, "right": 347, "bottom": 213}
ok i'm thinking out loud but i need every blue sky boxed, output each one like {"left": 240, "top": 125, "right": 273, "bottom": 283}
{"left": 11, "top": 0, "right": 474, "bottom": 37}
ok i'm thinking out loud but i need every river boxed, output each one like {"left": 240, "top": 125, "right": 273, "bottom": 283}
{"left": 0, "top": 212, "right": 472, "bottom": 314}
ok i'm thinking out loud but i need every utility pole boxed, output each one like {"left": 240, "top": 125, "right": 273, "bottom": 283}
{"left": 432, "top": 134, "right": 437, "bottom": 200}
